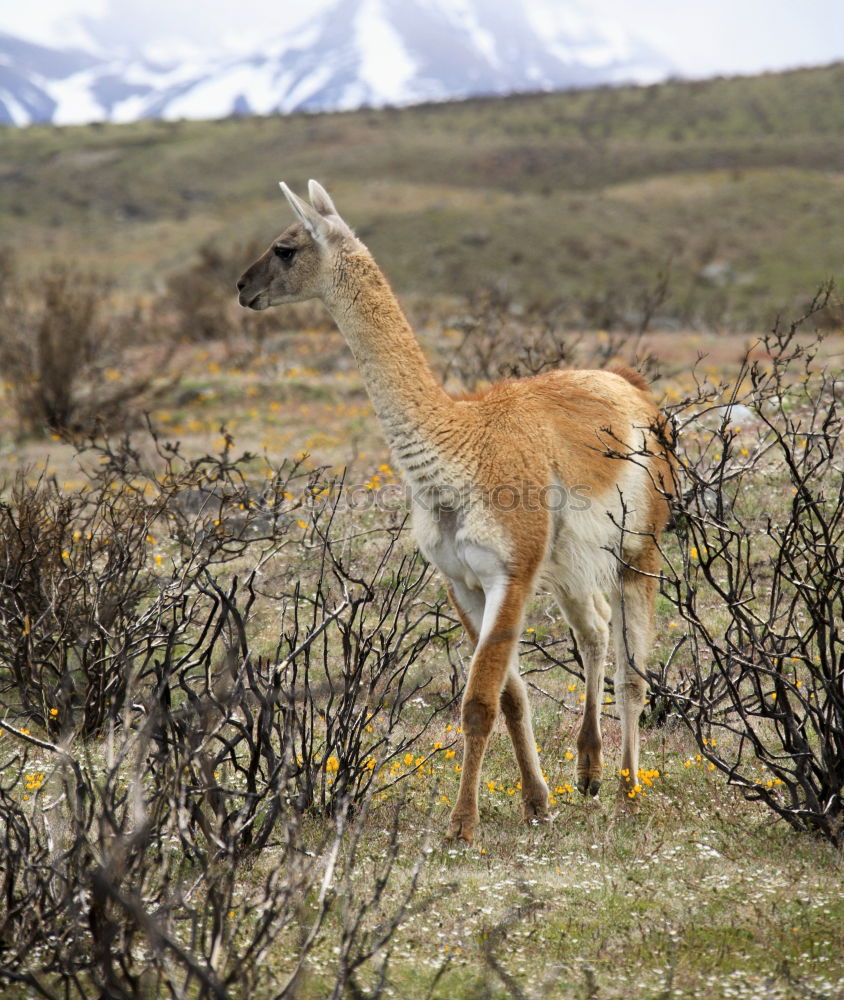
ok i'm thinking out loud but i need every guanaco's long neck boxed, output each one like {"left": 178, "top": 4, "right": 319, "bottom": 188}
{"left": 325, "top": 250, "right": 456, "bottom": 473}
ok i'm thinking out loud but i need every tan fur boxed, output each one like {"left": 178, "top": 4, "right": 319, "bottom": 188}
{"left": 238, "top": 180, "right": 671, "bottom": 845}
{"left": 608, "top": 364, "right": 651, "bottom": 393}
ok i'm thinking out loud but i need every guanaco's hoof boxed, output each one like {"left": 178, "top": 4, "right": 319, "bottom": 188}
{"left": 576, "top": 748, "right": 603, "bottom": 798}
{"left": 446, "top": 815, "right": 476, "bottom": 846}
{"left": 577, "top": 776, "right": 602, "bottom": 797}
{"left": 521, "top": 795, "right": 550, "bottom": 822}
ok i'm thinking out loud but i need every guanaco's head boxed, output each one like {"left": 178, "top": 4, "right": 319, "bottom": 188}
{"left": 236, "top": 179, "right": 360, "bottom": 310}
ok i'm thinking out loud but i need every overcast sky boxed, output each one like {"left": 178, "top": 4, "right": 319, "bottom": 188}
{"left": 2, "top": 0, "right": 843, "bottom": 77}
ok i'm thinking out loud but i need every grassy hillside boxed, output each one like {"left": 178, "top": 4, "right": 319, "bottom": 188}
{"left": 1, "top": 63, "right": 844, "bottom": 328}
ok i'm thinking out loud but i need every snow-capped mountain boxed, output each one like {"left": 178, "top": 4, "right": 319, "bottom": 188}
{"left": 0, "top": 0, "right": 672, "bottom": 126}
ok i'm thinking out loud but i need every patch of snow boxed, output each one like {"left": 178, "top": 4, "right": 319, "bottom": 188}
{"left": 337, "top": 79, "right": 368, "bottom": 111}
{"left": 609, "top": 62, "right": 667, "bottom": 85}
{"left": 161, "top": 62, "right": 282, "bottom": 120}
{"left": 528, "top": 0, "right": 638, "bottom": 68}
{"left": 526, "top": 63, "right": 544, "bottom": 83}
{"left": 355, "top": 0, "right": 417, "bottom": 104}
{"left": 716, "top": 404, "right": 756, "bottom": 427}
{"left": 42, "top": 68, "right": 105, "bottom": 124}
{"left": 111, "top": 92, "right": 151, "bottom": 123}
{"left": 0, "top": 89, "right": 33, "bottom": 125}
{"left": 574, "top": 32, "right": 635, "bottom": 69}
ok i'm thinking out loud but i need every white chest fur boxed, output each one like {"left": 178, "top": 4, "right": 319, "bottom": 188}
{"left": 410, "top": 491, "right": 506, "bottom": 593}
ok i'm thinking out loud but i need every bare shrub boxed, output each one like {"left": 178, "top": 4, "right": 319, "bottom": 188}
{"left": 266, "top": 520, "right": 457, "bottom": 815}
{"left": 0, "top": 429, "right": 307, "bottom": 740}
{"left": 0, "top": 254, "right": 173, "bottom": 435}
{"left": 440, "top": 290, "right": 578, "bottom": 391}
{"left": 439, "top": 288, "right": 658, "bottom": 394}
{"left": 325, "top": 795, "right": 435, "bottom": 1000}
{"left": 0, "top": 470, "right": 157, "bottom": 737}
{"left": 578, "top": 263, "right": 672, "bottom": 335}
{"left": 161, "top": 239, "right": 249, "bottom": 343}
{"left": 0, "top": 711, "right": 430, "bottom": 999}
{"left": 0, "top": 428, "right": 453, "bottom": 995}
{"left": 656, "top": 285, "right": 844, "bottom": 846}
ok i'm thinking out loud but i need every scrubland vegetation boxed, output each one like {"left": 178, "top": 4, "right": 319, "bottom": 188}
{"left": 1, "top": 65, "right": 843, "bottom": 998}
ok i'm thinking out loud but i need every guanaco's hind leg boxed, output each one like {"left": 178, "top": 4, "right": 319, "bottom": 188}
{"left": 500, "top": 666, "right": 548, "bottom": 820}
{"left": 611, "top": 543, "right": 659, "bottom": 795}
{"left": 556, "top": 590, "right": 611, "bottom": 796}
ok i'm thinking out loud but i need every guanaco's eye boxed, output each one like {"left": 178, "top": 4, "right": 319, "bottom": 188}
{"left": 274, "top": 246, "right": 296, "bottom": 262}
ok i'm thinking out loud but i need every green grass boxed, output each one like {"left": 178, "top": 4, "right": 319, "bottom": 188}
{"left": 235, "top": 724, "right": 844, "bottom": 1000}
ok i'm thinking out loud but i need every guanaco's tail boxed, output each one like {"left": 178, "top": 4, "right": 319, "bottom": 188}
{"left": 609, "top": 365, "right": 650, "bottom": 393}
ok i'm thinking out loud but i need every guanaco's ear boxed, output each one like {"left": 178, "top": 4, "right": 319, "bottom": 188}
{"left": 308, "top": 179, "right": 340, "bottom": 219}
{"left": 280, "top": 180, "right": 353, "bottom": 246}
{"left": 280, "top": 181, "right": 328, "bottom": 242}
